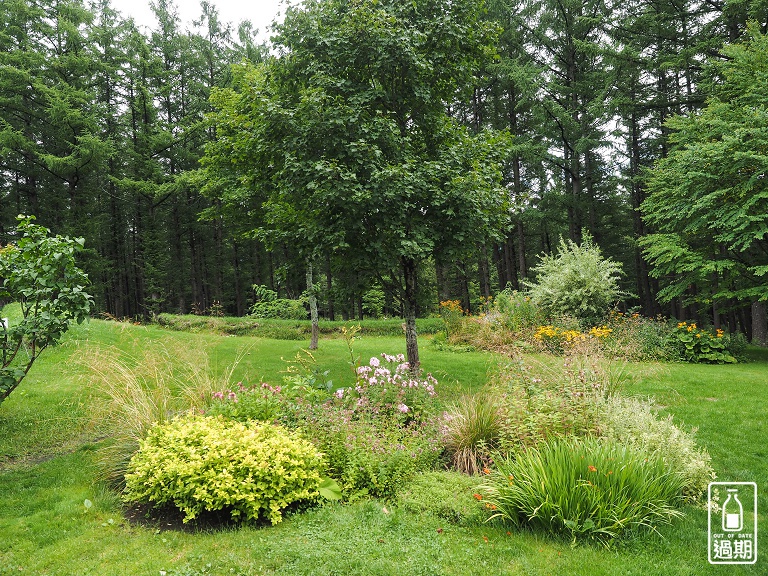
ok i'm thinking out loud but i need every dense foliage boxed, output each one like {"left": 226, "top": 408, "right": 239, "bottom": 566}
{"left": 123, "top": 414, "right": 326, "bottom": 525}
{"left": 641, "top": 25, "right": 768, "bottom": 338}
{"left": 1, "top": 0, "right": 765, "bottom": 342}
{"left": 481, "top": 437, "right": 686, "bottom": 541}
{"left": 0, "top": 216, "right": 92, "bottom": 404}
{"left": 202, "top": 0, "right": 510, "bottom": 365}
{"left": 525, "top": 236, "right": 627, "bottom": 327}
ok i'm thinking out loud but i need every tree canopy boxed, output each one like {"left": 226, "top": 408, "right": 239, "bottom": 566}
{"left": 641, "top": 25, "right": 768, "bottom": 312}
{"left": 203, "top": 0, "right": 511, "bottom": 366}
{"left": 2, "top": 0, "right": 767, "bottom": 342}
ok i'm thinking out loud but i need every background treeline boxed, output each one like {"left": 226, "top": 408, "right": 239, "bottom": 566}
{"left": 0, "top": 0, "right": 765, "bottom": 333}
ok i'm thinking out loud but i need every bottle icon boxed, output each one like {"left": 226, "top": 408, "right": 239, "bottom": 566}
{"left": 722, "top": 488, "right": 743, "bottom": 532}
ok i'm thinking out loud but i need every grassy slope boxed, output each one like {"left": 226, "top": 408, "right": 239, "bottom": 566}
{"left": 0, "top": 318, "right": 766, "bottom": 575}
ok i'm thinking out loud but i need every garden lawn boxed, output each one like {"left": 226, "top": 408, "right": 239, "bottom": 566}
{"left": 1, "top": 318, "right": 766, "bottom": 575}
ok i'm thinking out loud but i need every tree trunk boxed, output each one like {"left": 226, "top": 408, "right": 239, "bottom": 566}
{"left": 478, "top": 245, "right": 491, "bottom": 298}
{"left": 459, "top": 261, "right": 471, "bottom": 314}
{"left": 402, "top": 257, "right": 420, "bottom": 371}
{"left": 233, "top": 241, "right": 244, "bottom": 316}
{"left": 516, "top": 219, "right": 527, "bottom": 281}
{"left": 751, "top": 300, "right": 767, "bottom": 346}
{"left": 326, "top": 252, "right": 335, "bottom": 320}
{"left": 436, "top": 262, "right": 451, "bottom": 303}
{"left": 307, "top": 262, "right": 319, "bottom": 350}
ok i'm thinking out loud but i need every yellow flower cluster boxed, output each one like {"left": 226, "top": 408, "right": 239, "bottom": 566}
{"left": 439, "top": 299, "right": 464, "bottom": 314}
{"left": 588, "top": 326, "right": 613, "bottom": 339}
{"left": 534, "top": 325, "right": 583, "bottom": 342}
{"left": 534, "top": 325, "right": 613, "bottom": 342}
{"left": 678, "top": 321, "right": 725, "bottom": 338}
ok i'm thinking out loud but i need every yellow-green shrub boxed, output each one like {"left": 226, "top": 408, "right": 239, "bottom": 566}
{"left": 123, "top": 414, "right": 325, "bottom": 525}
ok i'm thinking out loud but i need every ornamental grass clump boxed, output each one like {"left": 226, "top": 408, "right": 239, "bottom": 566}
{"left": 443, "top": 391, "right": 505, "bottom": 475}
{"left": 81, "top": 342, "right": 237, "bottom": 485}
{"left": 481, "top": 437, "right": 686, "bottom": 542}
{"left": 597, "top": 395, "right": 715, "bottom": 503}
{"left": 123, "top": 414, "right": 326, "bottom": 525}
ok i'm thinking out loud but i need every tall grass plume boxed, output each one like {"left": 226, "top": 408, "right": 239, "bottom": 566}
{"left": 78, "top": 341, "right": 246, "bottom": 485}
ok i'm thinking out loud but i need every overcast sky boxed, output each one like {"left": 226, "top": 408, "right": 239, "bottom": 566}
{"left": 106, "top": 0, "right": 297, "bottom": 41}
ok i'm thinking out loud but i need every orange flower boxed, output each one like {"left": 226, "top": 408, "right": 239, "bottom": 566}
{"left": 483, "top": 467, "right": 491, "bottom": 475}
{"left": 473, "top": 493, "right": 483, "bottom": 501}
{"left": 588, "top": 465, "right": 597, "bottom": 472}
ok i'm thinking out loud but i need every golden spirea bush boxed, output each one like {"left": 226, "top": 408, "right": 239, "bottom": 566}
{"left": 123, "top": 414, "right": 325, "bottom": 525}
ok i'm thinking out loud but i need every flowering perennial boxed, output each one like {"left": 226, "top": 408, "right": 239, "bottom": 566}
{"left": 334, "top": 353, "right": 437, "bottom": 422}
{"left": 671, "top": 322, "right": 736, "bottom": 364}
{"left": 534, "top": 324, "right": 613, "bottom": 353}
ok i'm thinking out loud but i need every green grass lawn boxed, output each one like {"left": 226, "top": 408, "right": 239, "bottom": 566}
{"left": 0, "top": 318, "right": 766, "bottom": 575}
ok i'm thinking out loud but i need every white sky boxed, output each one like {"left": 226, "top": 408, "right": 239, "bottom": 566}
{"left": 105, "top": 0, "right": 297, "bottom": 41}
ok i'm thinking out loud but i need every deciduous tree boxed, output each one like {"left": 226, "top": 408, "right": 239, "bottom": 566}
{"left": 203, "top": 0, "right": 510, "bottom": 367}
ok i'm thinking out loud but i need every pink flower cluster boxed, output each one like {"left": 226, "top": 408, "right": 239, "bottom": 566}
{"left": 334, "top": 353, "right": 438, "bottom": 416}
{"left": 211, "top": 381, "right": 281, "bottom": 404}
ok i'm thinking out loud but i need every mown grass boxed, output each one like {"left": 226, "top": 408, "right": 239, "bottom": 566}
{"left": 1, "top": 316, "right": 766, "bottom": 575}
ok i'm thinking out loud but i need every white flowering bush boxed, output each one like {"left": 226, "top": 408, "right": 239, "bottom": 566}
{"left": 525, "top": 235, "right": 628, "bottom": 327}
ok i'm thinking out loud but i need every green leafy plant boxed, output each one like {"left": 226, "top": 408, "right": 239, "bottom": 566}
{"left": 493, "top": 288, "right": 543, "bottom": 333}
{"left": 124, "top": 414, "right": 326, "bottom": 525}
{"left": 439, "top": 300, "right": 466, "bottom": 337}
{"left": 205, "top": 382, "right": 284, "bottom": 423}
{"left": 0, "top": 215, "right": 93, "bottom": 405}
{"left": 292, "top": 408, "right": 443, "bottom": 501}
{"left": 494, "top": 354, "right": 608, "bottom": 450}
{"left": 281, "top": 348, "right": 333, "bottom": 401}
{"left": 600, "top": 311, "right": 677, "bottom": 361}
{"left": 396, "top": 471, "right": 486, "bottom": 525}
{"left": 250, "top": 298, "right": 307, "bottom": 320}
{"left": 525, "top": 235, "right": 628, "bottom": 328}
{"left": 481, "top": 437, "right": 686, "bottom": 542}
{"left": 279, "top": 353, "right": 443, "bottom": 500}
{"left": 669, "top": 321, "right": 737, "bottom": 364}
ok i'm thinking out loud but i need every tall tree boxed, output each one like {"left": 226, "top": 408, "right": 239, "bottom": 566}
{"left": 641, "top": 25, "right": 768, "bottom": 342}
{"left": 203, "top": 0, "right": 510, "bottom": 367}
